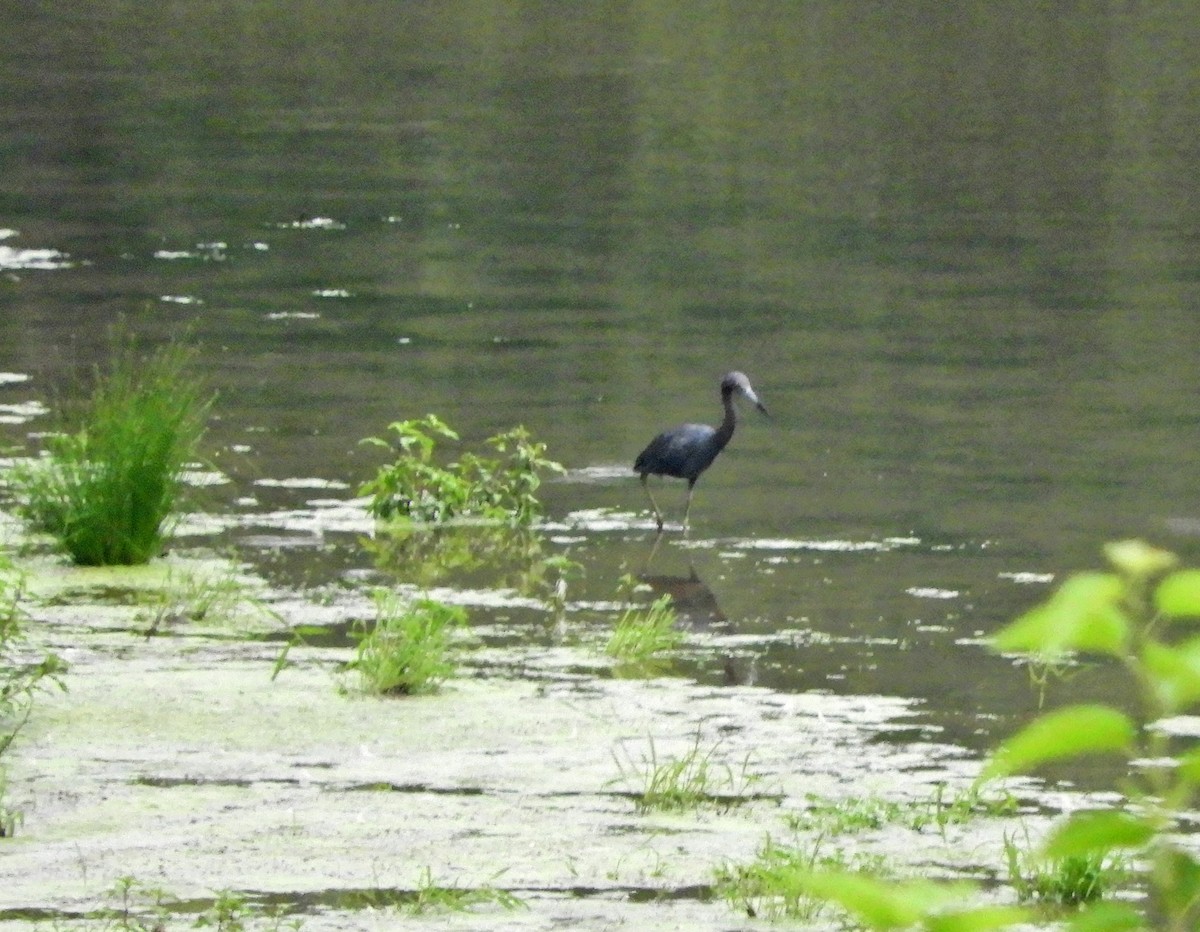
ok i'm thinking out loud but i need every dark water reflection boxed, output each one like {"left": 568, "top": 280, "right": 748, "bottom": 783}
{"left": 4, "top": 3, "right": 1200, "bottom": 765}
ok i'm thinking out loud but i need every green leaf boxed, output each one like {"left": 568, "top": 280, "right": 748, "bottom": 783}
{"left": 796, "top": 871, "right": 970, "bottom": 929}
{"left": 1065, "top": 900, "right": 1146, "bottom": 931}
{"left": 1043, "top": 811, "right": 1154, "bottom": 859}
{"left": 1104, "top": 539, "right": 1177, "bottom": 580}
{"left": 1156, "top": 569, "right": 1200, "bottom": 619}
{"left": 991, "top": 573, "right": 1129, "bottom": 658}
{"left": 1156, "top": 846, "right": 1200, "bottom": 919}
{"left": 983, "top": 705, "right": 1136, "bottom": 779}
{"left": 1142, "top": 638, "right": 1200, "bottom": 714}
{"left": 1177, "top": 747, "right": 1200, "bottom": 785}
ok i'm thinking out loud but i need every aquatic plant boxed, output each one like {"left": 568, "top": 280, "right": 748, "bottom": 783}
{"left": 1, "top": 564, "right": 66, "bottom": 836}
{"left": 1003, "top": 829, "right": 1124, "bottom": 906}
{"left": 8, "top": 331, "right": 212, "bottom": 565}
{"left": 767, "top": 540, "right": 1200, "bottom": 930}
{"left": 981, "top": 539, "right": 1200, "bottom": 930}
{"left": 343, "top": 591, "right": 466, "bottom": 696}
{"left": 783, "top": 783, "right": 1017, "bottom": 841}
{"left": 1, "top": 558, "right": 65, "bottom": 762}
{"left": 139, "top": 565, "right": 280, "bottom": 637}
{"left": 603, "top": 576, "right": 683, "bottom": 672}
{"left": 406, "top": 867, "right": 525, "bottom": 914}
{"left": 611, "top": 732, "right": 766, "bottom": 814}
{"left": 342, "top": 867, "right": 525, "bottom": 915}
{"left": 85, "top": 876, "right": 302, "bottom": 931}
{"left": 359, "top": 415, "right": 563, "bottom": 525}
{"left": 714, "top": 836, "right": 886, "bottom": 923}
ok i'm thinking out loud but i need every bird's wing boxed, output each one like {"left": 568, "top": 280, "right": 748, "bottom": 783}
{"left": 636, "top": 424, "right": 716, "bottom": 477}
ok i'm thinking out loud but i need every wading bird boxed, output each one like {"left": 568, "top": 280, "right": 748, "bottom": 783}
{"left": 634, "top": 371, "right": 768, "bottom": 531}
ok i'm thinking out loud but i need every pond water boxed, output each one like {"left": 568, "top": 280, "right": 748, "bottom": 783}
{"left": 2, "top": 2, "right": 1200, "bottom": 926}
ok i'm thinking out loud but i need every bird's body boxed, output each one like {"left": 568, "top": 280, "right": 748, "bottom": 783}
{"left": 634, "top": 423, "right": 727, "bottom": 481}
{"left": 634, "top": 371, "right": 767, "bottom": 531}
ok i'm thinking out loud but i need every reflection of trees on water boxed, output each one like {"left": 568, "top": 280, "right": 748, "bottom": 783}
{"left": 363, "top": 524, "right": 555, "bottom": 595}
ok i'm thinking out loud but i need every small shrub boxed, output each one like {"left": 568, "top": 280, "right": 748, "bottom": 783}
{"left": 344, "top": 592, "right": 466, "bottom": 696}
{"left": 9, "top": 331, "right": 212, "bottom": 565}
{"left": 359, "top": 415, "right": 563, "bottom": 525}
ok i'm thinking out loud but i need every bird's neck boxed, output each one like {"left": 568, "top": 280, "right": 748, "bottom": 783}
{"left": 715, "top": 390, "right": 737, "bottom": 449}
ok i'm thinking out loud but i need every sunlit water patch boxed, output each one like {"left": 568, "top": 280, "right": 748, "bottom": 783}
{"left": 0, "top": 399, "right": 48, "bottom": 425}
{"left": 685, "top": 536, "right": 923, "bottom": 554}
{"left": 905, "top": 587, "right": 960, "bottom": 599}
{"left": 0, "top": 229, "right": 73, "bottom": 270}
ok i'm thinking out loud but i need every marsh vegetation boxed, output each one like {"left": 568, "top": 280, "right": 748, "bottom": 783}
{"left": 8, "top": 331, "right": 211, "bottom": 566}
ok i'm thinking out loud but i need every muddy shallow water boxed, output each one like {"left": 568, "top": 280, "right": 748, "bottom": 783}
{"left": 5, "top": 1, "right": 1200, "bottom": 926}
{"left": 0, "top": 516, "right": 1104, "bottom": 931}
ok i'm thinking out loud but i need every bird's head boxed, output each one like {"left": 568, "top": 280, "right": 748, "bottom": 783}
{"left": 721, "top": 371, "right": 769, "bottom": 417}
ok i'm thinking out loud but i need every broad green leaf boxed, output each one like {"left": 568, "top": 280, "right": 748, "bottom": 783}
{"left": 1156, "top": 569, "right": 1200, "bottom": 619}
{"left": 1065, "top": 900, "right": 1146, "bottom": 931}
{"left": 991, "top": 573, "right": 1128, "bottom": 658}
{"left": 1104, "top": 539, "right": 1177, "bottom": 580}
{"left": 797, "top": 871, "right": 969, "bottom": 929}
{"left": 1142, "top": 638, "right": 1200, "bottom": 714}
{"left": 1157, "top": 847, "right": 1200, "bottom": 920}
{"left": 983, "top": 705, "right": 1136, "bottom": 779}
{"left": 1177, "top": 747, "right": 1200, "bottom": 784}
{"left": 1043, "top": 810, "right": 1154, "bottom": 859}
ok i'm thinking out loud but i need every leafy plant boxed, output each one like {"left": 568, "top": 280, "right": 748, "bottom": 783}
{"left": 982, "top": 539, "right": 1200, "bottom": 930}
{"left": 611, "top": 732, "right": 767, "bottom": 813}
{"left": 359, "top": 415, "right": 563, "bottom": 525}
{"left": 9, "top": 330, "right": 212, "bottom": 565}
{"left": 343, "top": 591, "right": 467, "bottom": 696}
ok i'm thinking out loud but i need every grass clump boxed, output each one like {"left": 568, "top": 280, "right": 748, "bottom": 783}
{"left": 406, "top": 867, "right": 525, "bottom": 915}
{"left": 9, "top": 331, "right": 211, "bottom": 565}
{"left": 611, "top": 733, "right": 768, "bottom": 814}
{"left": 80, "top": 876, "right": 303, "bottom": 931}
{"left": 343, "top": 867, "right": 525, "bottom": 915}
{"left": 343, "top": 591, "right": 466, "bottom": 696}
{"left": 359, "top": 415, "right": 563, "bottom": 525}
{"left": 603, "top": 576, "right": 683, "bottom": 672}
{"left": 1003, "top": 831, "right": 1123, "bottom": 906}
{"left": 139, "top": 565, "right": 280, "bottom": 638}
{"left": 714, "top": 837, "right": 886, "bottom": 922}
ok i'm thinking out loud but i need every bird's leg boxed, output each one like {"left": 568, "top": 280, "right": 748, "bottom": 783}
{"left": 682, "top": 481, "right": 696, "bottom": 532}
{"left": 641, "top": 474, "right": 666, "bottom": 531}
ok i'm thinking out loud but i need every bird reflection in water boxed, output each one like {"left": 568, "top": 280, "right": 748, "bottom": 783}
{"left": 638, "top": 541, "right": 757, "bottom": 687}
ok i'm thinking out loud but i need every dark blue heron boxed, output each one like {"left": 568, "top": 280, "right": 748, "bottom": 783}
{"left": 634, "top": 371, "right": 768, "bottom": 531}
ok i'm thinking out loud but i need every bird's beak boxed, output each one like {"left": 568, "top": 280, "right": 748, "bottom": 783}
{"left": 742, "top": 386, "right": 769, "bottom": 418}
